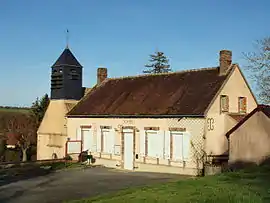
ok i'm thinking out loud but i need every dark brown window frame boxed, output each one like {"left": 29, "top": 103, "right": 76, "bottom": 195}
{"left": 220, "top": 95, "right": 229, "bottom": 113}
{"left": 238, "top": 96, "right": 247, "bottom": 114}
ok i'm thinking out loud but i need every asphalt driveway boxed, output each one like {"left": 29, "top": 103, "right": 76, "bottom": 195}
{"left": 0, "top": 167, "right": 187, "bottom": 203}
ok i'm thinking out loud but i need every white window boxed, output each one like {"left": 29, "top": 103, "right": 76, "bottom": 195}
{"left": 145, "top": 130, "right": 164, "bottom": 158}
{"left": 146, "top": 130, "right": 158, "bottom": 158}
{"left": 171, "top": 131, "right": 191, "bottom": 161}
{"left": 101, "top": 128, "right": 115, "bottom": 154}
{"left": 82, "top": 128, "right": 93, "bottom": 152}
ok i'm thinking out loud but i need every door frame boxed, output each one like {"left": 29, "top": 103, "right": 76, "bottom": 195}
{"left": 121, "top": 126, "right": 135, "bottom": 170}
{"left": 81, "top": 126, "right": 92, "bottom": 152}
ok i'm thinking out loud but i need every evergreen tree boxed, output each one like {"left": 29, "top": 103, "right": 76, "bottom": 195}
{"left": 31, "top": 94, "right": 50, "bottom": 125}
{"left": 143, "top": 51, "right": 172, "bottom": 74}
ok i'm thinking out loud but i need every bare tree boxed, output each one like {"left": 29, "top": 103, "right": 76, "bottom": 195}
{"left": 243, "top": 37, "right": 270, "bottom": 104}
{"left": 0, "top": 114, "right": 9, "bottom": 162}
{"left": 190, "top": 141, "right": 206, "bottom": 176}
{"left": 7, "top": 114, "right": 37, "bottom": 162}
{"left": 0, "top": 137, "right": 6, "bottom": 162}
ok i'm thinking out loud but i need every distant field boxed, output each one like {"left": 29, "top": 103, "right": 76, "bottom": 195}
{"left": 0, "top": 107, "right": 30, "bottom": 114}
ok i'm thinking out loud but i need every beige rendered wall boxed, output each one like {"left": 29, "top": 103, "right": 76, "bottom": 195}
{"left": 229, "top": 112, "right": 270, "bottom": 164}
{"left": 67, "top": 117, "right": 205, "bottom": 175}
{"left": 205, "top": 66, "right": 257, "bottom": 155}
{"left": 37, "top": 100, "right": 78, "bottom": 160}
{"left": 37, "top": 133, "right": 67, "bottom": 160}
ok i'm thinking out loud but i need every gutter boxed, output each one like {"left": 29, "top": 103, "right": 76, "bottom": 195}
{"left": 66, "top": 114, "right": 205, "bottom": 119}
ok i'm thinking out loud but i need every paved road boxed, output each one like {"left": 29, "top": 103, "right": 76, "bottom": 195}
{"left": 0, "top": 167, "right": 187, "bottom": 203}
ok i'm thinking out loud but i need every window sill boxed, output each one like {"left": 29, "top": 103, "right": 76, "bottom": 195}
{"left": 145, "top": 156, "right": 160, "bottom": 160}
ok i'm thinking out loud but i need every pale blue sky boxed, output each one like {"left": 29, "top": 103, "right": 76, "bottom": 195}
{"left": 0, "top": 0, "right": 269, "bottom": 106}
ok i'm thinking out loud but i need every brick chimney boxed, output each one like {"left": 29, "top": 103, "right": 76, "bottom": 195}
{"left": 97, "top": 67, "right": 107, "bottom": 85}
{"left": 219, "top": 50, "right": 232, "bottom": 75}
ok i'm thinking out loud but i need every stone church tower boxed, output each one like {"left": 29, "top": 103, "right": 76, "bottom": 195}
{"left": 37, "top": 46, "right": 84, "bottom": 160}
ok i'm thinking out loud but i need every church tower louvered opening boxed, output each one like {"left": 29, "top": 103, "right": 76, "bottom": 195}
{"left": 50, "top": 47, "right": 83, "bottom": 100}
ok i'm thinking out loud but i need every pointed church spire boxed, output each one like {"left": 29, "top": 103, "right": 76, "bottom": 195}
{"left": 52, "top": 48, "right": 82, "bottom": 68}
{"left": 66, "top": 29, "right": 69, "bottom": 49}
{"left": 51, "top": 44, "right": 83, "bottom": 100}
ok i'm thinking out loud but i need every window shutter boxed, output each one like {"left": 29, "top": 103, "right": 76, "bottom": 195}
{"left": 238, "top": 97, "right": 241, "bottom": 112}
{"left": 109, "top": 129, "right": 115, "bottom": 154}
{"left": 148, "top": 133, "right": 156, "bottom": 157}
{"left": 82, "top": 129, "right": 93, "bottom": 152}
{"left": 238, "top": 97, "right": 247, "bottom": 113}
{"left": 76, "top": 128, "right": 82, "bottom": 140}
{"left": 91, "top": 127, "right": 97, "bottom": 152}
{"left": 164, "top": 131, "right": 171, "bottom": 159}
{"left": 96, "top": 128, "right": 102, "bottom": 152}
{"left": 156, "top": 131, "right": 164, "bottom": 158}
{"left": 139, "top": 130, "right": 146, "bottom": 156}
{"left": 182, "top": 132, "right": 191, "bottom": 161}
{"left": 226, "top": 96, "right": 229, "bottom": 111}
{"left": 243, "top": 97, "right": 247, "bottom": 112}
{"left": 172, "top": 133, "right": 183, "bottom": 161}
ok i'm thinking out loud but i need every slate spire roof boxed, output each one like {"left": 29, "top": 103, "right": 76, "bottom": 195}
{"left": 52, "top": 47, "right": 82, "bottom": 68}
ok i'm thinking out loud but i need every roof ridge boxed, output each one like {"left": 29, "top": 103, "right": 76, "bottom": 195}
{"left": 107, "top": 66, "right": 218, "bottom": 81}
{"left": 258, "top": 104, "right": 270, "bottom": 108}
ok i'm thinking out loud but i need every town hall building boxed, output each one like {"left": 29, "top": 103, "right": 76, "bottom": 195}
{"left": 37, "top": 47, "right": 257, "bottom": 175}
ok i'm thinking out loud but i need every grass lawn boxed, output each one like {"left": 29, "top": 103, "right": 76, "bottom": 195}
{"left": 67, "top": 165, "right": 270, "bottom": 203}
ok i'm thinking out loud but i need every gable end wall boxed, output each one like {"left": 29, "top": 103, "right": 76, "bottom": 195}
{"left": 205, "top": 66, "right": 257, "bottom": 155}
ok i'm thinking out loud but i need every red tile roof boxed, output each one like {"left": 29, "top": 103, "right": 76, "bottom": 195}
{"left": 68, "top": 67, "right": 233, "bottom": 117}
{"left": 226, "top": 105, "right": 270, "bottom": 138}
{"left": 6, "top": 132, "right": 19, "bottom": 146}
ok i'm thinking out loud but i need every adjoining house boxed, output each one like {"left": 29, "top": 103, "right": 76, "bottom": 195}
{"left": 0, "top": 112, "right": 37, "bottom": 162}
{"left": 66, "top": 50, "right": 257, "bottom": 175}
{"left": 226, "top": 105, "right": 270, "bottom": 165}
{"left": 6, "top": 133, "right": 18, "bottom": 149}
